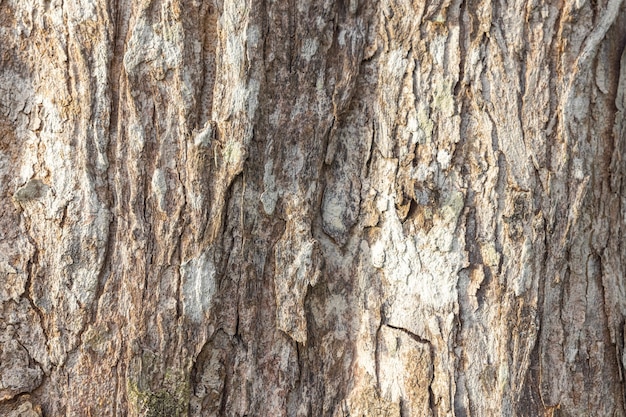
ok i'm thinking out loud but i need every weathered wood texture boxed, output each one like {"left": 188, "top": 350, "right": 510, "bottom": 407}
{"left": 1, "top": 0, "right": 626, "bottom": 415}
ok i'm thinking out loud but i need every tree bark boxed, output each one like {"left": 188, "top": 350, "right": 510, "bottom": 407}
{"left": 1, "top": 0, "right": 626, "bottom": 415}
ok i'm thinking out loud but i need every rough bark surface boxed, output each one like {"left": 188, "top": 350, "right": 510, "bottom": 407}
{"left": 1, "top": 0, "right": 626, "bottom": 415}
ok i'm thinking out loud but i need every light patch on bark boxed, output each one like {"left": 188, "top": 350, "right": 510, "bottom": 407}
{"left": 300, "top": 38, "right": 319, "bottom": 62}
{"left": 274, "top": 214, "right": 323, "bottom": 344}
{"left": 180, "top": 251, "right": 216, "bottom": 323}
{"left": 261, "top": 159, "right": 278, "bottom": 215}
{"left": 151, "top": 169, "right": 167, "bottom": 212}
{"left": 377, "top": 326, "right": 433, "bottom": 416}
{"left": 123, "top": 5, "right": 184, "bottom": 79}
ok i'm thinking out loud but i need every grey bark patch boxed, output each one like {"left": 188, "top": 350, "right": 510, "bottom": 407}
{"left": 274, "top": 225, "right": 324, "bottom": 344}
{"left": 0, "top": 339, "right": 43, "bottom": 402}
{"left": 12, "top": 179, "right": 48, "bottom": 202}
{"left": 0, "top": 395, "right": 43, "bottom": 417}
{"left": 180, "top": 251, "right": 216, "bottom": 323}
{"left": 321, "top": 182, "right": 360, "bottom": 245}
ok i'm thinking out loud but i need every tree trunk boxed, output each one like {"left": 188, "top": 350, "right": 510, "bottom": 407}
{"left": 1, "top": 0, "right": 626, "bottom": 415}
